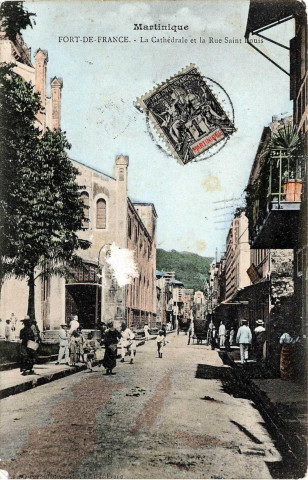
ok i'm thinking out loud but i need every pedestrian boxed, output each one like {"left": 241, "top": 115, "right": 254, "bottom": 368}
{"left": 102, "top": 321, "right": 121, "bottom": 375}
{"left": 254, "top": 319, "right": 266, "bottom": 363}
{"left": 5, "top": 319, "right": 12, "bottom": 342}
{"left": 30, "top": 319, "right": 41, "bottom": 343}
{"left": 161, "top": 324, "right": 167, "bottom": 337}
{"left": 10, "top": 313, "right": 19, "bottom": 341}
{"left": 236, "top": 319, "right": 252, "bottom": 364}
{"left": 19, "top": 317, "right": 37, "bottom": 375}
{"left": 99, "top": 321, "right": 107, "bottom": 339}
{"left": 210, "top": 326, "right": 217, "bottom": 350}
{"left": 156, "top": 330, "right": 166, "bottom": 358}
{"left": 56, "top": 324, "right": 70, "bottom": 365}
{"left": 76, "top": 328, "right": 85, "bottom": 363}
{"left": 69, "top": 315, "right": 79, "bottom": 335}
{"left": 218, "top": 321, "right": 226, "bottom": 348}
{"left": 225, "top": 325, "right": 231, "bottom": 352}
{"left": 207, "top": 320, "right": 214, "bottom": 345}
{"left": 187, "top": 319, "right": 194, "bottom": 345}
{"left": 144, "top": 324, "right": 150, "bottom": 341}
{"left": 69, "top": 330, "right": 80, "bottom": 366}
{"left": 279, "top": 330, "right": 299, "bottom": 380}
{"left": 120, "top": 323, "right": 136, "bottom": 364}
{"left": 229, "top": 326, "right": 235, "bottom": 346}
{"left": 83, "top": 332, "right": 99, "bottom": 372}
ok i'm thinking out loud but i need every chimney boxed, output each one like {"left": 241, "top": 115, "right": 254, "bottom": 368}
{"left": 34, "top": 49, "right": 48, "bottom": 130}
{"left": 50, "top": 77, "right": 63, "bottom": 131}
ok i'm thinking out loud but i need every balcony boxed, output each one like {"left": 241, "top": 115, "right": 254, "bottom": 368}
{"left": 295, "top": 72, "right": 308, "bottom": 133}
{"left": 247, "top": 148, "right": 304, "bottom": 249}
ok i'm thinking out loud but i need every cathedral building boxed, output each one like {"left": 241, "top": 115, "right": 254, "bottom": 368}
{"left": 0, "top": 30, "right": 157, "bottom": 335}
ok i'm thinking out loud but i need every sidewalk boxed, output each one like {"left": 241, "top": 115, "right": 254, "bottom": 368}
{"left": 0, "top": 335, "right": 159, "bottom": 400}
{"left": 222, "top": 349, "right": 307, "bottom": 469}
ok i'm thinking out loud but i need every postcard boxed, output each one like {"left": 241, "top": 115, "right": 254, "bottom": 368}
{"left": 0, "top": 0, "right": 307, "bottom": 479}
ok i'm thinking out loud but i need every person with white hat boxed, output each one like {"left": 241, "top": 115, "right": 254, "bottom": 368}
{"left": 254, "top": 319, "right": 266, "bottom": 363}
{"left": 56, "top": 324, "right": 70, "bottom": 365}
{"left": 236, "top": 319, "right": 252, "bottom": 364}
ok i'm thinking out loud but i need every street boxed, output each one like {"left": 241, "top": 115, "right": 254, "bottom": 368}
{"left": 0, "top": 334, "right": 281, "bottom": 479}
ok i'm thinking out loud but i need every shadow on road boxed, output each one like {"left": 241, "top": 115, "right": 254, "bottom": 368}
{"left": 195, "top": 363, "right": 251, "bottom": 399}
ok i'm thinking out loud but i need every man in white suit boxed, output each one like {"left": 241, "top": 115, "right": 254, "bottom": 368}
{"left": 56, "top": 324, "right": 70, "bottom": 365}
{"left": 236, "top": 319, "right": 252, "bottom": 364}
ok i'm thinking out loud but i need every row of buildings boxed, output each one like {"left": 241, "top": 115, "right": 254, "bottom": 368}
{"left": 204, "top": 0, "right": 307, "bottom": 373}
{"left": 0, "top": 28, "right": 158, "bottom": 337}
{"left": 156, "top": 270, "right": 205, "bottom": 330}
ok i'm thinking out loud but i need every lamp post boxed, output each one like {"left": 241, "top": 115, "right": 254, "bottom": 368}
{"left": 95, "top": 243, "right": 111, "bottom": 338}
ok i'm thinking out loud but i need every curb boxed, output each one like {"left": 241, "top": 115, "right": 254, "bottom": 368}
{"left": 0, "top": 364, "right": 88, "bottom": 400}
{"left": 0, "top": 336, "right": 158, "bottom": 400}
{"left": 224, "top": 352, "right": 307, "bottom": 469}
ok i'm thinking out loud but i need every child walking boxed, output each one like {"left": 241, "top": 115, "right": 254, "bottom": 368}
{"left": 156, "top": 330, "right": 167, "bottom": 358}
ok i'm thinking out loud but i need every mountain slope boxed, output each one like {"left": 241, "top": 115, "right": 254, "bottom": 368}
{"left": 156, "top": 249, "right": 213, "bottom": 291}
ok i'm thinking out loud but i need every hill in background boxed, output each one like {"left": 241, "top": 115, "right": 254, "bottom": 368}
{"left": 156, "top": 249, "right": 213, "bottom": 291}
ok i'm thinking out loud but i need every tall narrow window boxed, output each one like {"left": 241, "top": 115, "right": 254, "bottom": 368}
{"left": 80, "top": 191, "right": 89, "bottom": 229}
{"left": 128, "top": 217, "right": 132, "bottom": 238}
{"left": 96, "top": 199, "right": 106, "bottom": 229}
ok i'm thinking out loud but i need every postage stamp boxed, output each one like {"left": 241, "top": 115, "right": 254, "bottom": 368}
{"left": 135, "top": 64, "right": 236, "bottom": 165}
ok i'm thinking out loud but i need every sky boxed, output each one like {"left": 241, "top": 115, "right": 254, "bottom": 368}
{"left": 23, "top": 0, "right": 294, "bottom": 258}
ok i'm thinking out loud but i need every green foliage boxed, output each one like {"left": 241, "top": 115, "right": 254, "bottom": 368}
{"left": 0, "top": 64, "right": 90, "bottom": 315}
{"left": 245, "top": 125, "right": 305, "bottom": 240}
{"left": 0, "top": 63, "right": 41, "bottom": 263}
{"left": 157, "top": 249, "right": 212, "bottom": 291}
{"left": 0, "top": 1, "right": 36, "bottom": 40}
{"left": 268, "top": 125, "right": 304, "bottom": 155}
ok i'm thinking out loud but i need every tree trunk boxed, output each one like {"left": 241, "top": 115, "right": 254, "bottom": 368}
{"left": 27, "top": 268, "right": 36, "bottom": 320}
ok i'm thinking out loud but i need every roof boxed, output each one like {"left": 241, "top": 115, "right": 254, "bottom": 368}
{"left": 169, "top": 279, "right": 184, "bottom": 287}
{"left": 245, "top": 0, "right": 306, "bottom": 38}
{"left": 131, "top": 199, "right": 158, "bottom": 218}
{"left": 70, "top": 158, "right": 116, "bottom": 180}
{"left": 156, "top": 270, "right": 165, "bottom": 277}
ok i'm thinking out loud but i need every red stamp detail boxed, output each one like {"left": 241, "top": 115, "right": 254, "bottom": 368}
{"left": 191, "top": 128, "right": 224, "bottom": 155}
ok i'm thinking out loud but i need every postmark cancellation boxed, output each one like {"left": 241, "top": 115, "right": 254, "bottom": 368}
{"left": 135, "top": 64, "right": 236, "bottom": 165}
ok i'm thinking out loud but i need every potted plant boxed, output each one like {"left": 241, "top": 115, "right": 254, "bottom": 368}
{"left": 268, "top": 126, "right": 304, "bottom": 203}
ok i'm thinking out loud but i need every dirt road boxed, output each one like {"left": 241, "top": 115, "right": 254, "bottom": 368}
{"left": 0, "top": 333, "right": 281, "bottom": 478}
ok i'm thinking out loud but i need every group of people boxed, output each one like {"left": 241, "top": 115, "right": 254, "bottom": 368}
{"left": 206, "top": 320, "right": 237, "bottom": 352}
{"left": 3, "top": 313, "right": 20, "bottom": 342}
{"left": 203, "top": 318, "right": 267, "bottom": 364}
{"left": 56, "top": 320, "right": 142, "bottom": 375}
{"left": 16, "top": 313, "right": 170, "bottom": 376}
{"left": 206, "top": 318, "right": 299, "bottom": 375}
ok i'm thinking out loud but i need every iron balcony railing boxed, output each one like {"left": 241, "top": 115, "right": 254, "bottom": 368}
{"left": 249, "top": 148, "right": 305, "bottom": 242}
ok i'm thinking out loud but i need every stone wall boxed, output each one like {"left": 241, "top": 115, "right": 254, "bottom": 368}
{"left": 269, "top": 249, "right": 295, "bottom": 373}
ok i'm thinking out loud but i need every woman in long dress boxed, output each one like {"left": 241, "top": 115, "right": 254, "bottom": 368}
{"left": 19, "top": 318, "right": 36, "bottom": 375}
{"left": 102, "top": 321, "right": 121, "bottom": 375}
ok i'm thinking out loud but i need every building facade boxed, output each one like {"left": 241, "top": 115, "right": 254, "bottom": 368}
{"left": 193, "top": 291, "right": 206, "bottom": 320}
{"left": 0, "top": 31, "right": 158, "bottom": 334}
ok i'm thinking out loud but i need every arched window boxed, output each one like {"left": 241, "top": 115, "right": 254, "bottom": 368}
{"left": 80, "top": 191, "right": 89, "bottom": 229}
{"left": 96, "top": 199, "right": 106, "bottom": 229}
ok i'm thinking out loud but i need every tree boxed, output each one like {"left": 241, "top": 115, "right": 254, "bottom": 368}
{"left": 0, "top": 1, "right": 36, "bottom": 41}
{"left": 0, "top": 64, "right": 90, "bottom": 318}
{"left": 0, "top": 63, "right": 41, "bottom": 262}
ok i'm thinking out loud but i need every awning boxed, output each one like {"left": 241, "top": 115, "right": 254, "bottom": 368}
{"left": 245, "top": 0, "right": 305, "bottom": 38}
